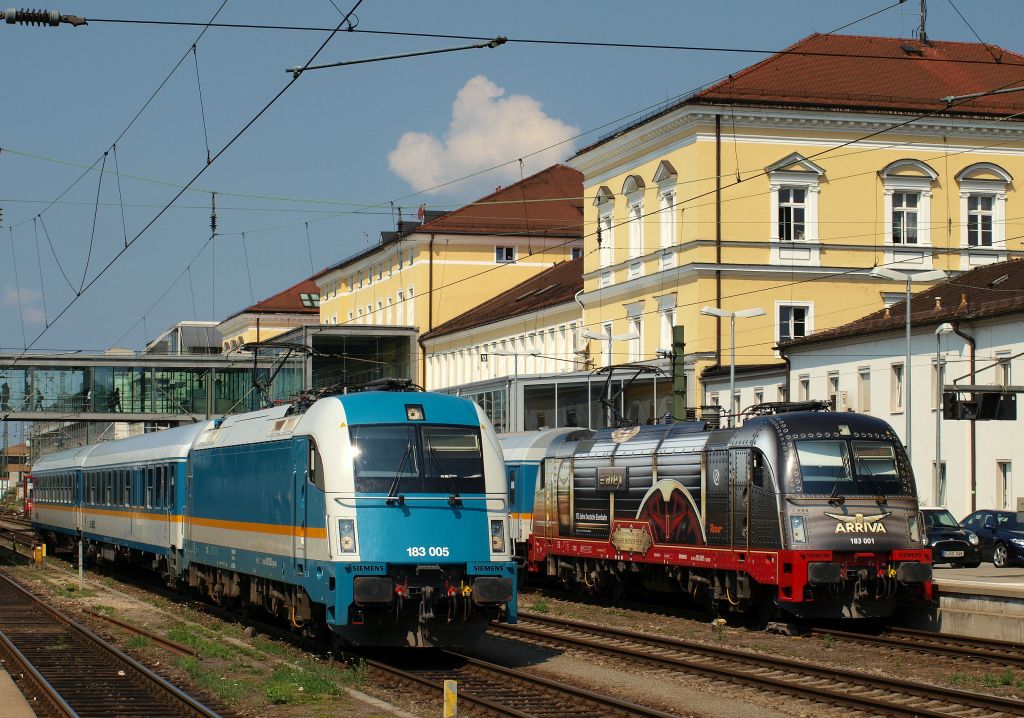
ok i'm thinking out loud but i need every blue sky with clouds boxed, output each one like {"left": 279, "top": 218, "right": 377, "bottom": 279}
{"left": 1, "top": 0, "right": 1020, "bottom": 352}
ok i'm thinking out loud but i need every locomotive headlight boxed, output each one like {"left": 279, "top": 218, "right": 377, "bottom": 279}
{"left": 490, "top": 519, "right": 506, "bottom": 553}
{"left": 968, "top": 531, "right": 980, "bottom": 546}
{"left": 789, "top": 515, "right": 807, "bottom": 544}
{"left": 338, "top": 518, "right": 358, "bottom": 554}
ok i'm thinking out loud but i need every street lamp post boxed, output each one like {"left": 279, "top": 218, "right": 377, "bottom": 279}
{"left": 700, "top": 306, "right": 765, "bottom": 426}
{"left": 870, "top": 267, "right": 947, "bottom": 464}
{"left": 935, "top": 322, "right": 954, "bottom": 505}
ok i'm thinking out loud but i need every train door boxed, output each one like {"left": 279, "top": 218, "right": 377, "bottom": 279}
{"left": 704, "top": 450, "right": 731, "bottom": 546}
{"left": 293, "top": 438, "right": 309, "bottom": 574}
{"left": 184, "top": 460, "right": 193, "bottom": 552}
{"left": 730, "top": 449, "right": 751, "bottom": 552}
{"left": 747, "top": 450, "right": 781, "bottom": 549}
{"left": 507, "top": 464, "right": 520, "bottom": 542}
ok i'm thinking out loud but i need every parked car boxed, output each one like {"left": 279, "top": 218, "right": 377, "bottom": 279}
{"left": 921, "top": 508, "right": 980, "bottom": 568}
{"left": 960, "top": 510, "right": 1024, "bottom": 568}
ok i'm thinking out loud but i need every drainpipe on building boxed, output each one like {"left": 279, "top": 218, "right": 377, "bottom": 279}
{"left": 953, "top": 319, "right": 977, "bottom": 512}
{"left": 714, "top": 114, "right": 723, "bottom": 362}
{"left": 417, "top": 234, "right": 436, "bottom": 388}
{"left": 778, "top": 344, "right": 791, "bottom": 402}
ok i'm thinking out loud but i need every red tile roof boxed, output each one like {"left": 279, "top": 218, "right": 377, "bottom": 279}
{"left": 421, "top": 258, "right": 582, "bottom": 341}
{"left": 417, "top": 164, "right": 583, "bottom": 237}
{"left": 581, "top": 34, "right": 1024, "bottom": 154}
{"left": 225, "top": 277, "right": 321, "bottom": 321}
{"left": 780, "top": 259, "right": 1024, "bottom": 348}
{"left": 697, "top": 34, "right": 1024, "bottom": 117}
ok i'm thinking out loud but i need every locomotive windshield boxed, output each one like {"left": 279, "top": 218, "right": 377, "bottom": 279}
{"left": 350, "top": 424, "right": 486, "bottom": 495}
{"left": 794, "top": 439, "right": 904, "bottom": 496}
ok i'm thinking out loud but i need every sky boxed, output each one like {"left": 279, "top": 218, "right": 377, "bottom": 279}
{"left": 1, "top": 0, "right": 1021, "bottom": 353}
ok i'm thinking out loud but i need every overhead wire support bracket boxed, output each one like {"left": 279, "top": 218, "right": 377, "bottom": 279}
{"left": 3, "top": 8, "right": 86, "bottom": 26}
{"left": 287, "top": 36, "right": 507, "bottom": 78}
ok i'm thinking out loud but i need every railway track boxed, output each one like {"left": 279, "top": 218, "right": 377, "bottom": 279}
{"left": 812, "top": 625, "right": 1024, "bottom": 667}
{"left": 495, "top": 611, "right": 1024, "bottom": 718}
{"left": 363, "top": 650, "right": 680, "bottom": 718}
{"left": 0, "top": 571, "right": 222, "bottom": 718}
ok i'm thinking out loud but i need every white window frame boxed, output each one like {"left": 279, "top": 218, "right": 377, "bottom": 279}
{"left": 594, "top": 186, "right": 615, "bottom": 268}
{"left": 599, "top": 269, "right": 613, "bottom": 288}
{"left": 656, "top": 294, "right": 676, "bottom": 353}
{"left": 881, "top": 159, "right": 937, "bottom": 270}
{"left": 997, "top": 461, "right": 1012, "bottom": 509}
{"left": 775, "top": 301, "right": 813, "bottom": 344}
{"left": 495, "top": 246, "right": 516, "bottom": 263}
{"left": 602, "top": 322, "right": 613, "bottom": 367}
{"left": 798, "top": 375, "right": 810, "bottom": 402}
{"left": 957, "top": 162, "right": 1011, "bottom": 269}
{"left": 858, "top": 366, "right": 871, "bottom": 414}
{"left": 891, "top": 362, "right": 905, "bottom": 414}
{"left": 767, "top": 154, "right": 823, "bottom": 267}
{"left": 622, "top": 175, "right": 645, "bottom": 260}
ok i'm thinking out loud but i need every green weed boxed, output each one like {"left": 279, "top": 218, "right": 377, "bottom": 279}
{"left": 532, "top": 597, "right": 549, "bottom": 613}
{"left": 166, "top": 624, "right": 234, "bottom": 660}
{"left": 265, "top": 665, "right": 342, "bottom": 705}
{"left": 981, "top": 670, "right": 1016, "bottom": 688}
{"left": 174, "top": 656, "right": 251, "bottom": 703}
{"left": 126, "top": 635, "right": 153, "bottom": 650}
{"left": 822, "top": 633, "right": 834, "bottom": 649}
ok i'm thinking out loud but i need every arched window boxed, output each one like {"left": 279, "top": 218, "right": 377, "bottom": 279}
{"left": 652, "top": 161, "right": 678, "bottom": 269}
{"left": 593, "top": 186, "right": 615, "bottom": 272}
{"left": 621, "top": 175, "right": 645, "bottom": 265}
{"left": 955, "top": 162, "right": 1012, "bottom": 268}
{"left": 879, "top": 159, "right": 938, "bottom": 269}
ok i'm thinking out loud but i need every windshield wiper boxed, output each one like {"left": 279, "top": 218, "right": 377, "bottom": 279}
{"left": 855, "top": 461, "right": 887, "bottom": 506}
{"left": 428, "top": 446, "right": 462, "bottom": 506}
{"left": 828, "top": 477, "right": 846, "bottom": 506}
{"left": 386, "top": 441, "right": 414, "bottom": 506}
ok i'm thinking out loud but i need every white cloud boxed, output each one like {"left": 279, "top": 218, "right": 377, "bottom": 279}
{"left": 388, "top": 76, "right": 579, "bottom": 194}
{"left": 2, "top": 287, "right": 45, "bottom": 324}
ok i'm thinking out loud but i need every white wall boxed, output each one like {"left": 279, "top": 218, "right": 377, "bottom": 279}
{"left": 785, "top": 316, "right": 1022, "bottom": 520}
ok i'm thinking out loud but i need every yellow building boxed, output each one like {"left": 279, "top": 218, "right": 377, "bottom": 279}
{"left": 315, "top": 164, "right": 583, "bottom": 386}
{"left": 217, "top": 277, "right": 322, "bottom": 352}
{"left": 421, "top": 258, "right": 583, "bottom": 431}
{"left": 569, "top": 33, "right": 1024, "bottom": 414}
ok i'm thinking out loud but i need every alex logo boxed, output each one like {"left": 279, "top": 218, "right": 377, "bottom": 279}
{"left": 824, "top": 511, "right": 890, "bottom": 534}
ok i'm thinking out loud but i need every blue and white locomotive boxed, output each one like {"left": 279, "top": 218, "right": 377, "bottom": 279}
{"left": 30, "top": 388, "right": 517, "bottom": 647}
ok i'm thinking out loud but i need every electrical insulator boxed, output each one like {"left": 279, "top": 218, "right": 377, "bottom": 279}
{"left": 5, "top": 8, "right": 59, "bottom": 25}
{"left": 3, "top": 8, "right": 86, "bottom": 26}
{"left": 209, "top": 193, "right": 217, "bottom": 235}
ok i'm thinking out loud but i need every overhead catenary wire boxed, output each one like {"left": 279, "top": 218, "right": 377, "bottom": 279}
{"left": 79, "top": 151, "right": 108, "bottom": 294}
{"left": 31, "top": 218, "right": 49, "bottom": 325}
{"left": 8, "top": 228, "right": 27, "bottom": 349}
{"left": 191, "top": 44, "right": 213, "bottom": 165}
{"left": 37, "top": 215, "right": 76, "bottom": 294}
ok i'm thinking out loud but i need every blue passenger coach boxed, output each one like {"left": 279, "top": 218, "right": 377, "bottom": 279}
{"left": 30, "top": 388, "right": 517, "bottom": 647}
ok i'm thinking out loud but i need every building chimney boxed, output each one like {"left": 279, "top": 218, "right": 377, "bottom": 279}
{"left": 960, "top": 292, "right": 968, "bottom": 308}
{"left": 884, "top": 307, "right": 891, "bottom": 319}
{"left": 934, "top": 296, "right": 942, "bottom": 311}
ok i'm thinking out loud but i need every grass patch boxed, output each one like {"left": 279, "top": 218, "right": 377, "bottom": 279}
{"left": 166, "top": 624, "right": 234, "bottom": 660}
{"left": 822, "top": 633, "right": 834, "bottom": 649}
{"left": 981, "top": 669, "right": 1017, "bottom": 688}
{"left": 126, "top": 635, "right": 153, "bottom": 650}
{"left": 251, "top": 636, "right": 297, "bottom": 660}
{"left": 532, "top": 597, "right": 549, "bottom": 614}
{"left": 56, "top": 583, "right": 96, "bottom": 599}
{"left": 265, "top": 663, "right": 351, "bottom": 705}
{"left": 174, "top": 656, "right": 251, "bottom": 704}
{"left": 91, "top": 604, "right": 116, "bottom": 615}
{"left": 948, "top": 673, "right": 975, "bottom": 687}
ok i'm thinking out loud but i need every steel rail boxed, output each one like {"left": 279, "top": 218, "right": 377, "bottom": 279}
{"left": 83, "top": 609, "right": 200, "bottom": 657}
{"left": 0, "top": 571, "right": 222, "bottom": 717}
{"left": 0, "top": 628, "right": 78, "bottom": 717}
{"left": 362, "top": 651, "right": 680, "bottom": 718}
{"left": 813, "top": 625, "right": 1024, "bottom": 667}
{"left": 504, "top": 611, "right": 1024, "bottom": 718}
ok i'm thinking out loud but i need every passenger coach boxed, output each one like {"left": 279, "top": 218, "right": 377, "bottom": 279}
{"left": 31, "top": 386, "right": 517, "bottom": 647}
